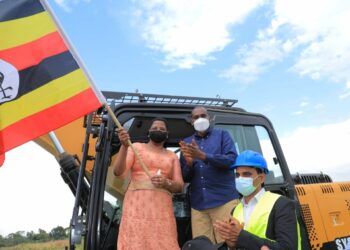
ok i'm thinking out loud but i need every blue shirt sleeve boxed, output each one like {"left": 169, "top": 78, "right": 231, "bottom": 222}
{"left": 205, "top": 129, "right": 237, "bottom": 169}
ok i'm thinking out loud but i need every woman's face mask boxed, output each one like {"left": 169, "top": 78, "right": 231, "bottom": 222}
{"left": 149, "top": 130, "right": 168, "bottom": 143}
{"left": 193, "top": 117, "right": 210, "bottom": 132}
{"left": 235, "top": 175, "right": 260, "bottom": 196}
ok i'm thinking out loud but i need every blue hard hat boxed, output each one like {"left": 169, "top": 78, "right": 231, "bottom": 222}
{"left": 233, "top": 150, "right": 269, "bottom": 173}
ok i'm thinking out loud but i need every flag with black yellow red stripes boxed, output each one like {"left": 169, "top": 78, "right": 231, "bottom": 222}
{"left": 0, "top": 0, "right": 104, "bottom": 165}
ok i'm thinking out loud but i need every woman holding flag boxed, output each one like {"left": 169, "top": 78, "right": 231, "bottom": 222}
{"left": 112, "top": 117, "right": 184, "bottom": 250}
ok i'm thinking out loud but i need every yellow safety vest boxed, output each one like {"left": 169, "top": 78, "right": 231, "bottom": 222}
{"left": 233, "top": 191, "right": 301, "bottom": 249}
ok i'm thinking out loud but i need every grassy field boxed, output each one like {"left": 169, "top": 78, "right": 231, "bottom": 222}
{"left": 0, "top": 240, "right": 83, "bottom": 250}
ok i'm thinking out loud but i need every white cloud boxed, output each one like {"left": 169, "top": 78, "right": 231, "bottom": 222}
{"left": 340, "top": 81, "right": 350, "bottom": 99}
{"left": 339, "top": 91, "right": 350, "bottom": 100}
{"left": 313, "top": 103, "right": 324, "bottom": 110}
{"left": 291, "top": 110, "right": 303, "bottom": 116}
{"left": 221, "top": 38, "right": 284, "bottom": 82}
{"left": 132, "top": 0, "right": 265, "bottom": 69}
{"left": 280, "top": 119, "right": 350, "bottom": 181}
{"left": 299, "top": 101, "right": 309, "bottom": 107}
{"left": 223, "top": 0, "right": 350, "bottom": 86}
{"left": 54, "top": 0, "right": 91, "bottom": 12}
{"left": 289, "top": 101, "right": 309, "bottom": 116}
{"left": 0, "top": 142, "right": 74, "bottom": 236}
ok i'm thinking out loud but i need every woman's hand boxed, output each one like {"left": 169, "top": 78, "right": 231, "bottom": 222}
{"left": 112, "top": 128, "right": 130, "bottom": 176}
{"left": 116, "top": 128, "right": 130, "bottom": 147}
{"left": 151, "top": 174, "right": 167, "bottom": 188}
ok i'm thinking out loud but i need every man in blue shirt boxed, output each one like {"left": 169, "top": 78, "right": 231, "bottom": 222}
{"left": 180, "top": 106, "right": 240, "bottom": 244}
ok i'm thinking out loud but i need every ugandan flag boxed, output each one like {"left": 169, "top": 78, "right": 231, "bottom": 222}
{"left": 0, "top": 0, "right": 104, "bottom": 164}
{"left": 0, "top": 153, "right": 4, "bottom": 167}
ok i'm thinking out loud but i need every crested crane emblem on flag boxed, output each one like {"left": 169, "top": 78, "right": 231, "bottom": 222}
{"left": 0, "top": 59, "right": 19, "bottom": 104}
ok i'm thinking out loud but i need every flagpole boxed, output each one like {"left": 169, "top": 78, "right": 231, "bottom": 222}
{"left": 39, "top": 0, "right": 105, "bottom": 103}
{"left": 40, "top": 0, "right": 151, "bottom": 178}
{"left": 48, "top": 131, "right": 65, "bottom": 154}
{"left": 105, "top": 104, "right": 151, "bottom": 178}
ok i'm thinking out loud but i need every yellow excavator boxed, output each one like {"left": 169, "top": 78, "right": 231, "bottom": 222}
{"left": 36, "top": 91, "right": 350, "bottom": 250}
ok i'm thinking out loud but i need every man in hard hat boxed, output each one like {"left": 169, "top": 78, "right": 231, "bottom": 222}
{"left": 214, "top": 150, "right": 301, "bottom": 250}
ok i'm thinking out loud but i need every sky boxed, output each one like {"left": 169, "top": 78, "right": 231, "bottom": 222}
{"left": 1, "top": 0, "right": 350, "bottom": 236}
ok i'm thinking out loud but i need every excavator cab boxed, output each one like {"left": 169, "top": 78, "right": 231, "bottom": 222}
{"left": 37, "top": 91, "right": 302, "bottom": 250}
{"left": 37, "top": 91, "right": 350, "bottom": 250}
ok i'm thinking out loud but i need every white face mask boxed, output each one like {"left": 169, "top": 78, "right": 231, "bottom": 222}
{"left": 193, "top": 118, "right": 210, "bottom": 132}
{"left": 235, "top": 175, "right": 260, "bottom": 196}
{"left": 235, "top": 177, "right": 257, "bottom": 196}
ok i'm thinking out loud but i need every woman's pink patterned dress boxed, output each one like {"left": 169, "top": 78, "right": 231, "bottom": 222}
{"left": 117, "top": 143, "right": 183, "bottom": 250}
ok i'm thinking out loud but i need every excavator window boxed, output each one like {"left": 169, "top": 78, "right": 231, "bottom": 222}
{"left": 217, "top": 124, "right": 284, "bottom": 185}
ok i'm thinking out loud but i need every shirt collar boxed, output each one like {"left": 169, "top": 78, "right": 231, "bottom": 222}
{"left": 254, "top": 188, "right": 266, "bottom": 201}
{"left": 241, "top": 187, "right": 266, "bottom": 205}
{"left": 194, "top": 127, "right": 213, "bottom": 138}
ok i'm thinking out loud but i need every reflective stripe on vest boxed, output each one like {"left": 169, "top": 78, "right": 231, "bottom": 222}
{"left": 233, "top": 191, "right": 301, "bottom": 250}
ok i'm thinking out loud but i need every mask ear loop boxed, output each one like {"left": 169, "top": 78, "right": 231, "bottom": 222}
{"left": 253, "top": 174, "right": 263, "bottom": 188}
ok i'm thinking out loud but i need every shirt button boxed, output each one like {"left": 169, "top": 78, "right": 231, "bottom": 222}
{"left": 201, "top": 176, "right": 204, "bottom": 179}
{"left": 202, "top": 187, "right": 206, "bottom": 190}
{"left": 200, "top": 165, "right": 203, "bottom": 168}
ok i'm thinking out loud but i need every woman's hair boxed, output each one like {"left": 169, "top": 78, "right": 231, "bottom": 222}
{"left": 150, "top": 117, "right": 168, "bottom": 130}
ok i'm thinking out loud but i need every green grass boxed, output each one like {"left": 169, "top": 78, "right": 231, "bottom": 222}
{"left": 0, "top": 239, "right": 84, "bottom": 250}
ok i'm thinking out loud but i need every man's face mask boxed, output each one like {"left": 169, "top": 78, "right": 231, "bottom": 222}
{"left": 149, "top": 130, "right": 168, "bottom": 143}
{"left": 235, "top": 175, "right": 260, "bottom": 196}
{"left": 193, "top": 118, "right": 210, "bottom": 132}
